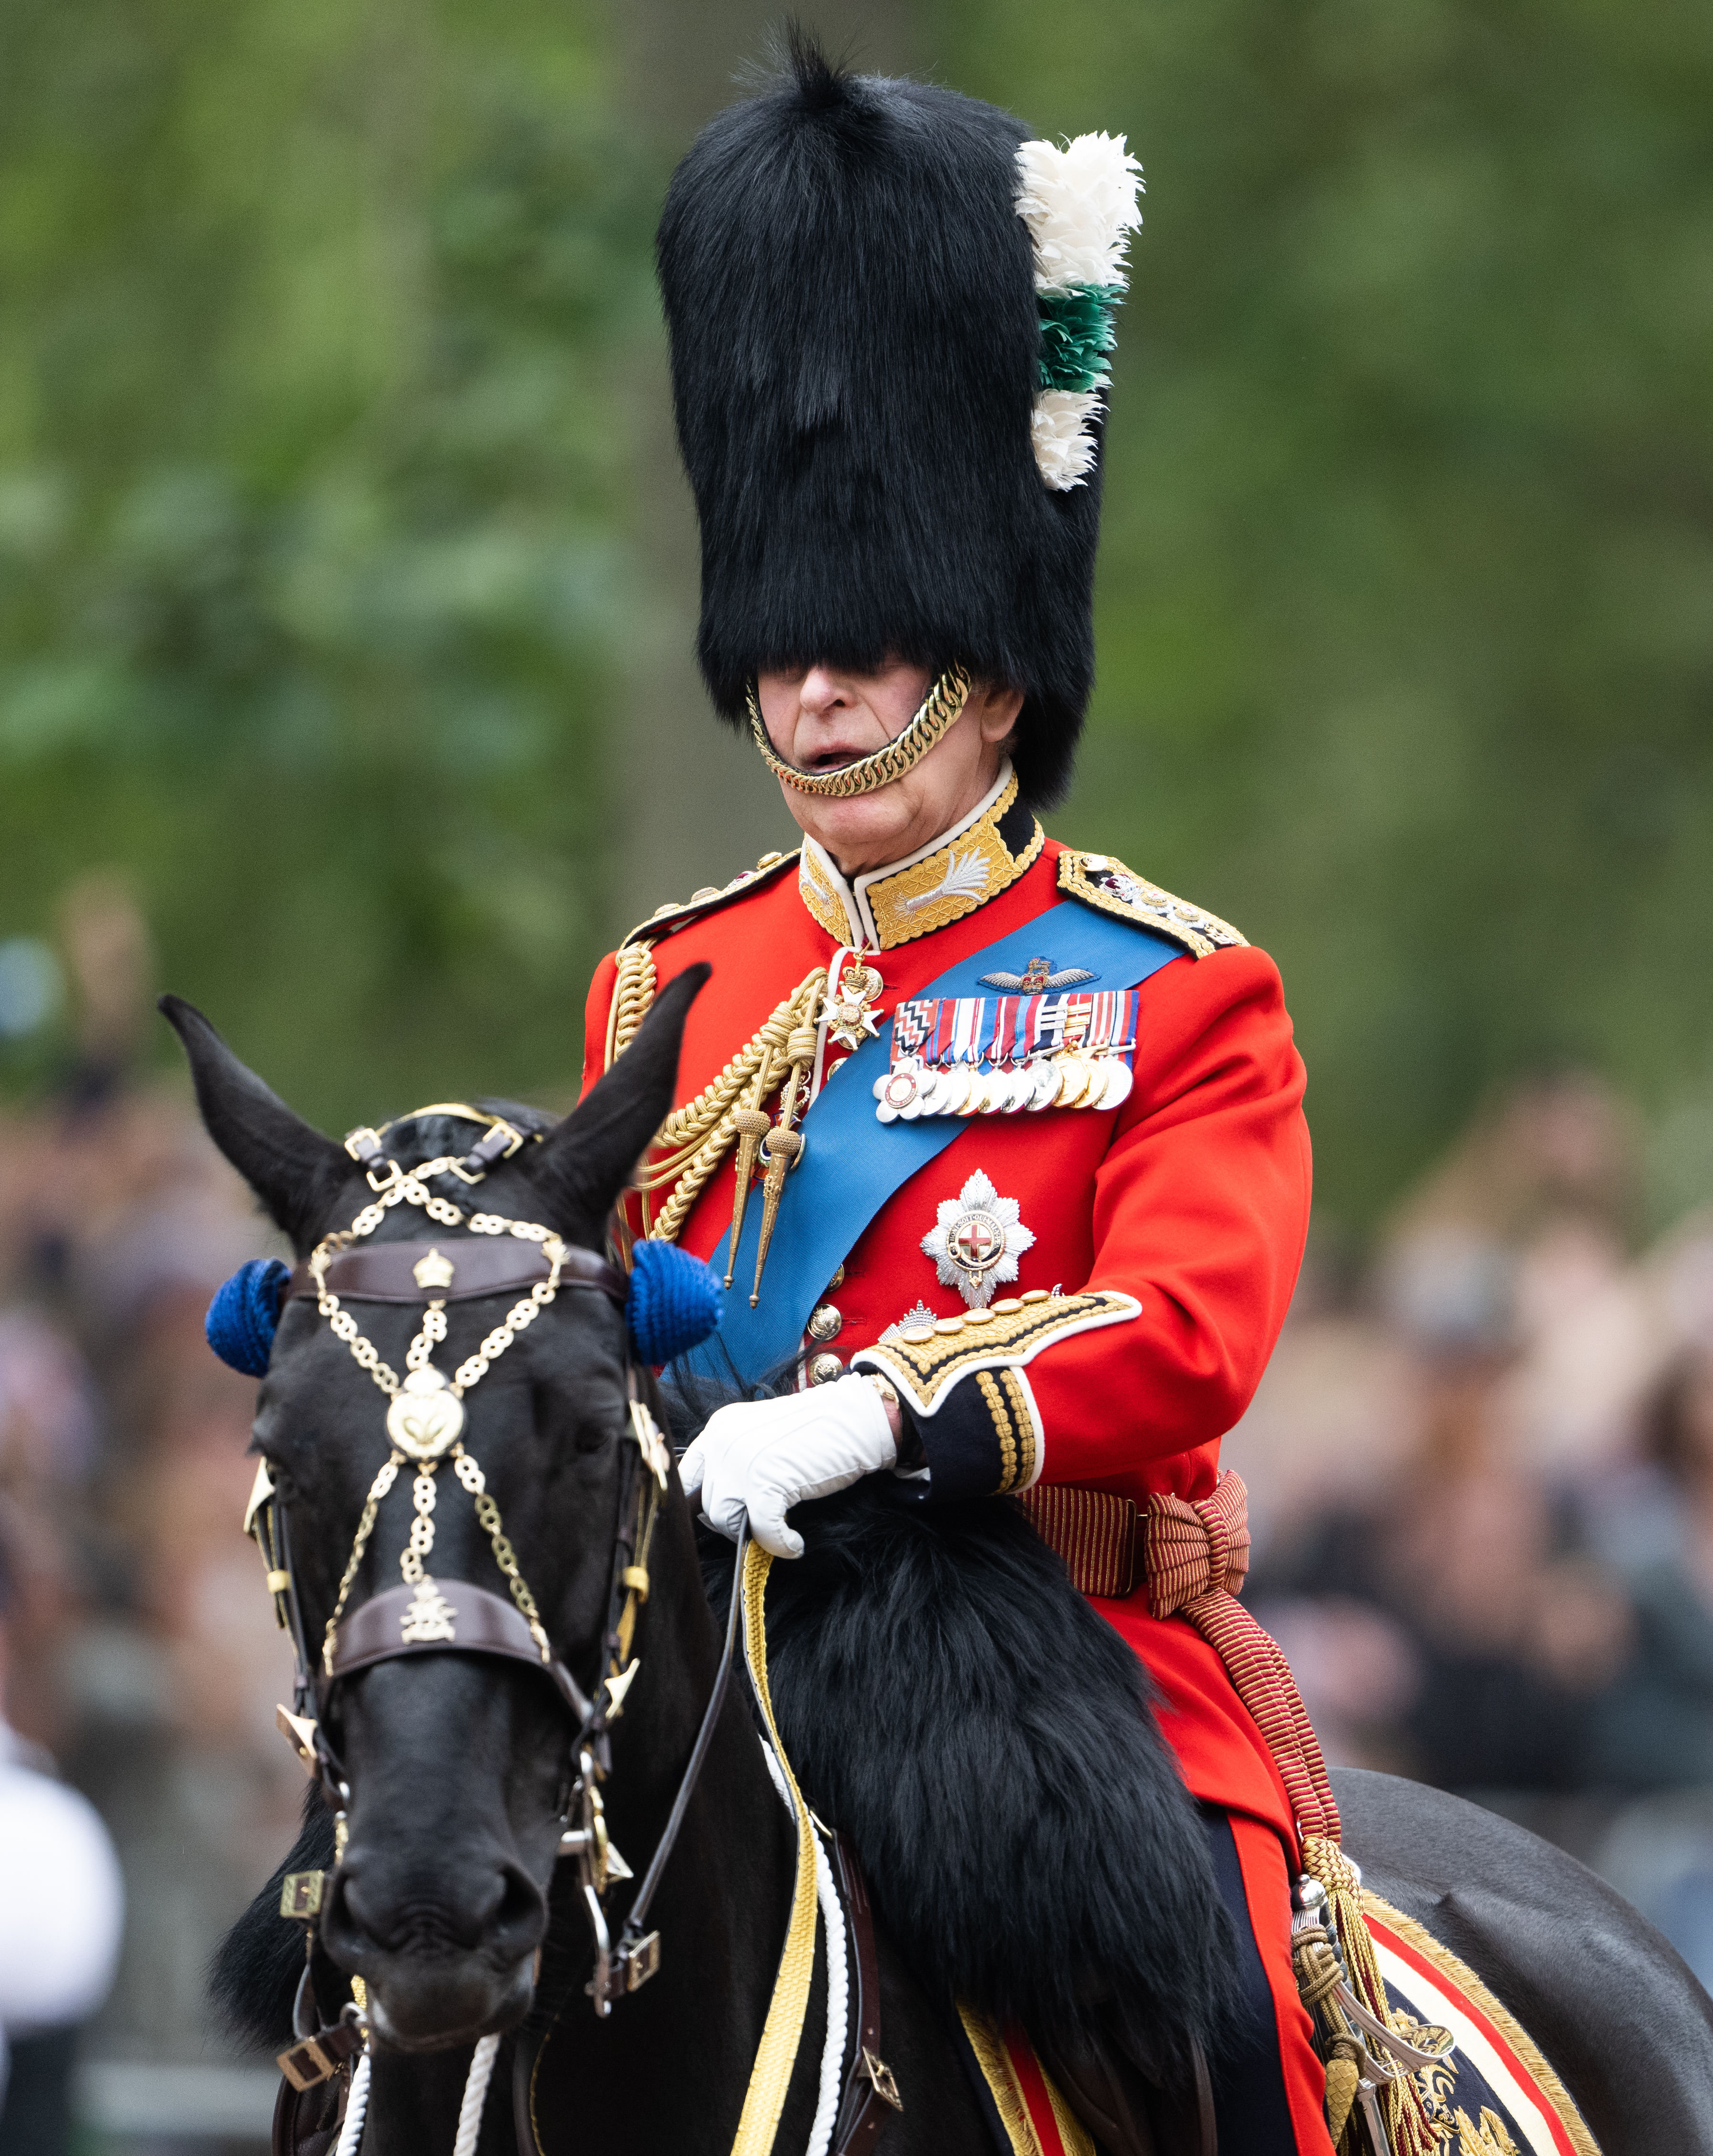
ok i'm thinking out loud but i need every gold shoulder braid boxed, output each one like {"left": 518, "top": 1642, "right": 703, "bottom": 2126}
{"left": 1058, "top": 850, "right": 1246, "bottom": 960}
{"left": 619, "top": 849, "right": 798, "bottom": 952}
{"left": 605, "top": 941, "right": 658, "bottom": 1068}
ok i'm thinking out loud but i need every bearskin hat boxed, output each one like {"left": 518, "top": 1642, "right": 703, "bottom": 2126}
{"left": 656, "top": 32, "right": 1141, "bottom": 808}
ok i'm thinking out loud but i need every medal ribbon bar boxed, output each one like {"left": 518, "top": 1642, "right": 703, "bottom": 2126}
{"left": 873, "top": 990, "right": 1139, "bottom": 1121}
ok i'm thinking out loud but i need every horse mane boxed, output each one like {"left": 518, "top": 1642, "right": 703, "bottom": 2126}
{"left": 211, "top": 1784, "right": 339, "bottom": 2049}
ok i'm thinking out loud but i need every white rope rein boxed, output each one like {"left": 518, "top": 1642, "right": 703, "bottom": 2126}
{"left": 334, "top": 2027, "right": 499, "bottom": 2156}
{"left": 335, "top": 2051, "right": 371, "bottom": 2156}
{"left": 453, "top": 2032, "right": 501, "bottom": 2156}
{"left": 762, "top": 1741, "right": 849, "bottom": 2156}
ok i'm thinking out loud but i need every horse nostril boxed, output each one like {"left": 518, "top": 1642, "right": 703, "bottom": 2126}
{"left": 318, "top": 1861, "right": 376, "bottom": 1959}
{"left": 491, "top": 1861, "right": 548, "bottom": 1956}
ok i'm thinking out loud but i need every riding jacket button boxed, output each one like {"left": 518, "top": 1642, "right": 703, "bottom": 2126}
{"left": 807, "top": 1303, "right": 843, "bottom": 1342}
{"left": 808, "top": 1352, "right": 844, "bottom": 1385}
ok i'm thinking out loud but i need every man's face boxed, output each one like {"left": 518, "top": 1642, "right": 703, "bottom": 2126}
{"left": 755, "top": 662, "right": 1022, "bottom": 879}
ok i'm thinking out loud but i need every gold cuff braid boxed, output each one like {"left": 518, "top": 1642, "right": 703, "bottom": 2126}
{"left": 746, "top": 668, "right": 972, "bottom": 798}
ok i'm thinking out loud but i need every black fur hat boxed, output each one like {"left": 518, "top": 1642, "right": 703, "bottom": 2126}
{"left": 657, "top": 33, "right": 1138, "bottom": 808}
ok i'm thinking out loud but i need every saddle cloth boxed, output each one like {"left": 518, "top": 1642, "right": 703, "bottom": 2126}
{"left": 952, "top": 1905, "right": 1602, "bottom": 2156}
{"left": 1362, "top": 1896, "right": 1599, "bottom": 2156}
{"left": 954, "top": 2012, "right": 1094, "bottom": 2156}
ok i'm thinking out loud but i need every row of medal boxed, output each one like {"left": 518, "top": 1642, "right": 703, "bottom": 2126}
{"left": 872, "top": 989, "right": 1139, "bottom": 1122}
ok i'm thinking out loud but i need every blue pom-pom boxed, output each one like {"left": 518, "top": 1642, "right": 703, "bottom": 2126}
{"left": 626, "top": 1240, "right": 723, "bottom": 1365}
{"left": 206, "top": 1258, "right": 292, "bottom": 1379}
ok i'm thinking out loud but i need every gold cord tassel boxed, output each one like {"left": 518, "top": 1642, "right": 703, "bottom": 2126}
{"left": 749, "top": 1025, "right": 817, "bottom": 1305}
{"left": 725, "top": 1099, "right": 773, "bottom": 1288}
{"left": 1294, "top": 1837, "right": 1444, "bottom": 2156}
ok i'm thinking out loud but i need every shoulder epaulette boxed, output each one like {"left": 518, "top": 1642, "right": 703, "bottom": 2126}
{"left": 620, "top": 847, "right": 801, "bottom": 950}
{"left": 1057, "top": 850, "right": 1247, "bottom": 959}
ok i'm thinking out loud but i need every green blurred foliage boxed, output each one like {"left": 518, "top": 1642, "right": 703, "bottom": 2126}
{"left": 932, "top": 0, "right": 1713, "bottom": 1227}
{"left": 3, "top": 0, "right": 1711, "bottom": 1231}
{"left": 0, "top": 0, "right": 654, "bottom": 1128}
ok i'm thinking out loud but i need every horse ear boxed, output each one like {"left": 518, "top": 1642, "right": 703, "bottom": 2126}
{"left": 159, "top": 995, "right": 352, "bottom": 1254}
{"left": 527, "top": 964, "right": 709, "bottom": 1248}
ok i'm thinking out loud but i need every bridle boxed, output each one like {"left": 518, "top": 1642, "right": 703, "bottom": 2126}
{"left": 247, "top": 1108, "right": 747, "bottom": 2045}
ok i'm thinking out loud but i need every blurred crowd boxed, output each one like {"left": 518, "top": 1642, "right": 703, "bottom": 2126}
{"left": 0, "top": 876, "right": 299, "bottom": 2142}
{"left": 3, "top": 875, "right": 1713, "bottom": 2147}
{"left": 1232, "top": 1067, "right": 1713, "bottom": 1983}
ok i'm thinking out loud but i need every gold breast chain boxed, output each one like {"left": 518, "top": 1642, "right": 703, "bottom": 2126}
{"left": 308, "top": 1157, "right": 567, "bottom": 1673}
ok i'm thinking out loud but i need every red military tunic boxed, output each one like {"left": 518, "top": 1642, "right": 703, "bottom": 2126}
{"left": 580, "top": 769, "right": 1331, "bottom": 2149}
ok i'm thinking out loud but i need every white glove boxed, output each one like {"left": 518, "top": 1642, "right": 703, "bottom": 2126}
{"left": 678, "top": 1377, "right": 898, "bottom": 1559}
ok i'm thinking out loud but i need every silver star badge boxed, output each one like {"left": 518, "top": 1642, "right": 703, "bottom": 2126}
{"left": 920, "top": 1170, "right": 1036, "bottom": 1310}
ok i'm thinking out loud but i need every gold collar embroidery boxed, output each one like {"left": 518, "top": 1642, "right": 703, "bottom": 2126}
{"left": 796, "top": 766, "right": 1044, "bottom": 951}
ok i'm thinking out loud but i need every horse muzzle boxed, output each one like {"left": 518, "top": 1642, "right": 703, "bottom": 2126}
{"left": 320, "top": 1851, "right": 546, "bottom": 2052}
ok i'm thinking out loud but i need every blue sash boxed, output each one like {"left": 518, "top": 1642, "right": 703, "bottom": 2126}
{"left": 691, "top": 901, "right": 1183, "bottom": 1386}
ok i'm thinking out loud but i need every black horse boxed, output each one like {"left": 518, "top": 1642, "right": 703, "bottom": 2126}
{"left": 165, "top": 981, "right": 1713, "bottom": 2156}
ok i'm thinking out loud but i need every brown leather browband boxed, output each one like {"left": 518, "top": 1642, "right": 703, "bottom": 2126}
{"left": 322, "top": 1580, "right": 591, "bottom": 1721}
{"left": 284, "top": 1239, "right": 627, "bottom": 1307}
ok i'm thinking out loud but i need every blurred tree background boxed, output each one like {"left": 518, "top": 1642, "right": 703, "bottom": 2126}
{"left": 1, "top": 0, "right": 1710, "bottom": 1241}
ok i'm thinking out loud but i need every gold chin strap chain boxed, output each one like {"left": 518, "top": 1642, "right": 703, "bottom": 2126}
{"left": 745, "top": 666, "right": 972, "bottom": 799}
{"left": 308, "top": 1156, "right": 567, "bottom": 1671}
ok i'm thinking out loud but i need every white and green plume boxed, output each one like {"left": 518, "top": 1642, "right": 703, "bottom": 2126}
{"left": 1014, "top": 133, "right": 1144, "bottom": 491}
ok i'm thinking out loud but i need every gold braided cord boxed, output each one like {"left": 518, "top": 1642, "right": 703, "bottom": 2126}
{"left": 745, "top": 667, "right": 972, "bottom": 799}
{"left": 605, "top": 941, "right": 657, "bottom": 1069}
{"left": 636, "top": 970, "right": 828, "bottom": 1246}
{"left": 600, "top": 926, "right": 828, "bottom": 1249}
{"left": 730, "top": 1541, "right": 820, "bottom": 2156}
{"left": 1302, "top": 1836, "right": 1438, "bottom": 2156}
{"left": 647, "top": 971, "right": 826, "bottom": 1161}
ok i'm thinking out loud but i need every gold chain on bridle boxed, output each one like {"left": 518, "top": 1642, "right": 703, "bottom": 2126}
{"left": 249, "top": 1119, "right": 741, "bottom": 2029}
{"left": 308, "top": 1158, "right": 567, "bottom": 1673}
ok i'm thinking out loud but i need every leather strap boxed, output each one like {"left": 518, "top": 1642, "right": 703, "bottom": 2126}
{"left": 284, "top": 1240, "right": 627, "bottom": 1307}
{"left": 831, "top": 1835, "right": 900, "bottom": 2155}
{"left": 321, "top": 1581, "right": 591, "bottom": 1722}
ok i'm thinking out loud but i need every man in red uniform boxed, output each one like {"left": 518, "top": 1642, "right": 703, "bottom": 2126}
{"left": 581, "top": 38, "right": 1335, "bottom": 2156}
